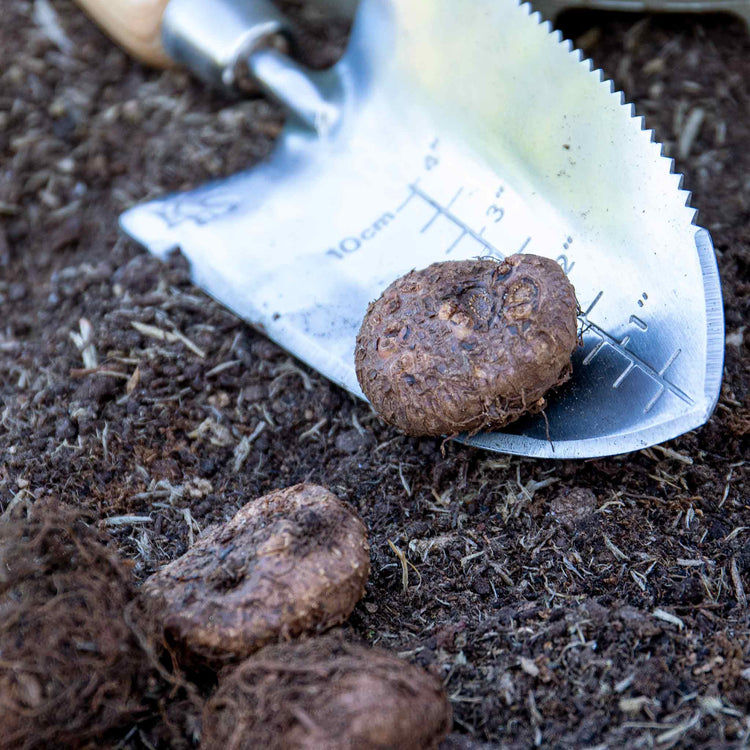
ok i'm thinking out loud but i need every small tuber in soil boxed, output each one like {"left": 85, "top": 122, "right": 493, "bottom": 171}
{"left": 201, "top": 633, "right": 452, "bottom": 749}
{"left": 142, "top": 483, "right": 370, "bottom": 666}
{"left": 355, "top": 254, "right": 578, "bottom": 436}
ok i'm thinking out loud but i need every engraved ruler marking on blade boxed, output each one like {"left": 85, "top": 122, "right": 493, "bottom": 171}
{"left": 325, "top": 212, "right": 396, "bottom": 259}
{"left": 580, "top": 291, "right": 692, "bottom": 411}
{"left": 403, "top": 183, "right": 532, "bottom": 260}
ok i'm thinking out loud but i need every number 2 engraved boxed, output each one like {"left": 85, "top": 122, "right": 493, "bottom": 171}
{"left": 556, "top": 254, "right": 575, "bottom": 274}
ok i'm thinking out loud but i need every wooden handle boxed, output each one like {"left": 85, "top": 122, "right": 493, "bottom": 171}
{"left": 75, "top": 0, "right": 173, "bottom": 67}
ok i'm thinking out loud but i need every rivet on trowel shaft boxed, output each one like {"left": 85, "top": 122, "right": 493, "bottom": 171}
{"left": 162, "top": 0, "right": 340, "bottom": 134}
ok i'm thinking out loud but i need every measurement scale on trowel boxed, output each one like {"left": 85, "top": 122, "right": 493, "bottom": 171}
{"left": 76, "top": 0, "right": 727, "bottom": 458}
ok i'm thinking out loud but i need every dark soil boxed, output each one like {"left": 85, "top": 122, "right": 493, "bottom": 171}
{"left": 1, "top": 1, "right": 748, "bottom": 748}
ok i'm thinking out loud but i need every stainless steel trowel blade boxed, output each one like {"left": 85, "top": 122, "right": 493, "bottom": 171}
{"left": 120, "top": 0, "right": 724, "bottom": 459}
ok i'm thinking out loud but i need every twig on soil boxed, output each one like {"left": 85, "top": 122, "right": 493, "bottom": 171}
{"left": 729, "top": 557, "right": 747, "bottom": 610}
{"left": 100, "top": 422, "right": 109, "bottom": 462}
{"left": 373, "top": 436, "right": 403, "bottom": 454}
{"left": 724, "top": 526, "right": 749, "bottom": 543}
{"left": 206, "top": 359, "right": 241, "bottom": 377}
{"left": 719, "top": 463, "right": 744, "bottom": 508}
{"left": 164, "top": 326, "right": 207, "bottom": 358}
{"left": 131, "top": 321, "right": 206, "bottom": 358}
{"left": 650, "top": 445, "right": 694, "bottom": 465}
{"left": 652, "top": 608, "right": 685, "bottom": 630}
{"left": 299, "top": 418, "right": 327, "bottom": 442}
{"left": 351, "top": 412, "right": 367, "bottom": 437}
{"left": 398, "top": 462, "right": 412, "bottom": 497}
{"left": 269, "top": 359, "right": 314, "bottom": 396}
{"left": 69, "top": 367, "right": 129, "bottom": 379}
{"left": 647, "top": 471, "right": 684, "bottom": 491}
{"left": 656, "top": 711, "right": 701, "bottom": 744}
{"left": 233, "top": 422, "right": 266, "bottom": 472}
{"left": 103, "top": 515, "right": 153, "bottom": 526}
{"left": 388, "top": 540, "right": 421, "bottom": 592}
{"left": 460, "top": 550, "right": 485, "bottom": 570}
{"left": 615, "top": 674, "right": 636, "bottom": 694}
{"left": 181, "top": 507, "right": 201, "bottom": 547}
{"left": 69, "top": 318, "right": 97, "bottom": 368}
{"left": 604, "top": 534, "right": 629, "bottom": 562}
{"left": 126, "top": 366, "right": 140, "bottom": 393}
{"left": 261, "top": 404, "right": 277, "bottom": 428}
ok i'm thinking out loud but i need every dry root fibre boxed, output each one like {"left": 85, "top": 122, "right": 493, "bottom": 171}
{"left": 201, "top": 634, "right": 452, "bottom": 750}
{"left": 142, "top": 483, "right": 370, "bottom": 666}
{"left": 355, "top": 254, "right": 578, "bottom": 436}
{"left": 0, "top": 500, "right": 157, "bottom": 750}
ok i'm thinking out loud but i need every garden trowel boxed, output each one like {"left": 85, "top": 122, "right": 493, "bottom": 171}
{"left": 77, "top": 0, "right": 725, "bottom": 458}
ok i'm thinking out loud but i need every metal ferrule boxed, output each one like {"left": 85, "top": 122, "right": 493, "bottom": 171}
{"left": 161, "top": 0, "right": 341, "bottom": 133}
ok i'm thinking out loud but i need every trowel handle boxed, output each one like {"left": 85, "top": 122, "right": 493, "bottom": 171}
{"left": 74, "top": 0, "right": 293, "bottom": 78}
{"left": 75, "top": 0, "right": 298, "bottom": 93}
{"left": 75, "top": 0, "right": 172, "bottom": 67}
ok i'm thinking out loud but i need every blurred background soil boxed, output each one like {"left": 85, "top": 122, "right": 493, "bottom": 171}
{"left": 0, "top": 1, "right": 748, "bottom": 747}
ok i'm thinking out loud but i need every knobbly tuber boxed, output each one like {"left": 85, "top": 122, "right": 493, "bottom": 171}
{"left": 142, "top": 483, "right": 370, "bottom": 665}
{"left": 201, "top": 634, "right": 452, "bottom": 749}
{"left": 355, "top": 254, "right": 578, "bottom": 436}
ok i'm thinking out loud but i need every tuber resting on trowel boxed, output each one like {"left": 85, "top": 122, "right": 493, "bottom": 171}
{"left": 355, "top": 255, "right": 578, "bottom": 437}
